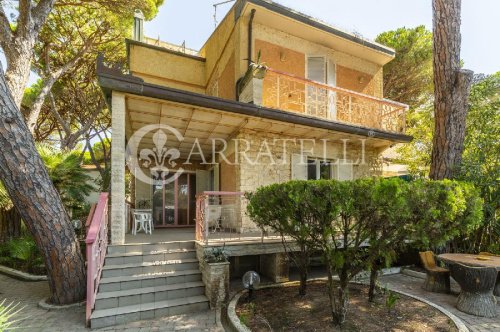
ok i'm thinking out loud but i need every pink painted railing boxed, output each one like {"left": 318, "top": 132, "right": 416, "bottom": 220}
{"left": 85, "top": 192, "right": 109, "bottom": 326}
{"left": 195, "top": 191, "right": 281, "bottom": 244}
{"left": 196, "top": 191, "right": 243, "bottom": 244}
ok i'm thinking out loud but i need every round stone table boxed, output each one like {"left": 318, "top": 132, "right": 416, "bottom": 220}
{"left": 438, "top": 253, "right": 499, "bottom": 318}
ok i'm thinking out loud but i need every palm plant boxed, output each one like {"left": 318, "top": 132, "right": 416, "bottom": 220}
{"left": 0, "top": 183, "right": 13, "bottom": 211}
{"left": 37, "top": 144, "right": 95, "bottom": 210}
{"left": 0, "top": 237, "right": 44, "bottom": 273}
{"left": 0, "top": 300, "right": 24, "bottom": 331}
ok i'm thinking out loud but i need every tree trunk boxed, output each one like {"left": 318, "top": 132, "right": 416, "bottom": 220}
{"left": 0, "top": 64, "right": 86, "bottom": 304}
{"left": 0, "top": 207, "right": 22, "bottom": 243}
{"left": 333, "top": 270, "right": 349, "bottom": 326}
{"left": 368, "top": 262, "right": 381, "bottom": 302}
{"left": 429, "top": 0, "right": 474, "bottom": 180}
{"left": 4, "top": 40, "right": 34, "bottom": 110}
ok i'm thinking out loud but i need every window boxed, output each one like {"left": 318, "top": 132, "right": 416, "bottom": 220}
{"left": 307, "top": 158, "right": 334, "bottom": 180}
{"left": 291, "top": 154, "right": 353, "bottom": 181}
{"left": 306, "top": 56, "right": 337, "bottom": 119}
{"left": 307, "top": 56, "right": 326, "bottom": 83}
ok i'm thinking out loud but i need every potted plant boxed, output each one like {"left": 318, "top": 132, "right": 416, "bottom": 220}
{"left": 238, "top": 50, "right": 267, "bottom": 105}
{"left": 202, "top": 246, "right": 230, "bottom": 309}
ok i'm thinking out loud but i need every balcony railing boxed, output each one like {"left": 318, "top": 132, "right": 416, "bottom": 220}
{"left": 261, "top": 68, "right": 408, "bottom": 134}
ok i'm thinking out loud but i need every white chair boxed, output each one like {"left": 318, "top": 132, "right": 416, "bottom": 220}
{"left": 132, "top": 212, "right": 153, "bottom": 235}
{"left": 206, "top": 205, "right": 222, "bottom": 232}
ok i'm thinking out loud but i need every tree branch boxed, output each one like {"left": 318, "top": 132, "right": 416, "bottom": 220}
{"left": 47, "top": 92, "right": 71, "bottom": 135}
{"left": 31, "top": 0, "right": 56, "bottom": 32}
{"left": 0, "top": 5, "right": 13, "bottom": 48}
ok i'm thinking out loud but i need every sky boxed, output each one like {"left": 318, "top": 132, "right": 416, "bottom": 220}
{"left": 143, "top": 0, "right": 499, "bottom": 75}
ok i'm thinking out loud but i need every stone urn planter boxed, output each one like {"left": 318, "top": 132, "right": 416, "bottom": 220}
{"left": 202, "top": 261, "right": 230, "bottom": 309}
{"left": 201, "top": 246, "right": 230, "bottom": 309}
{"left": 238, "top": 63, "right": 267, "bottom": 106}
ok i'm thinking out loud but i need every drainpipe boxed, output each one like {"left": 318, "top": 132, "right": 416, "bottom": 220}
{"left": 247, "top": 9, "right": 256, "bottom": 67}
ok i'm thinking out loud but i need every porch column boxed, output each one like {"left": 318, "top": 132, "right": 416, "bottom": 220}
{"left": 111, "top": 92, "right": 126, "bottom": 244}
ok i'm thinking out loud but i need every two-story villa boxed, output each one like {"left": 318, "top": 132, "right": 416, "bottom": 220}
{"left": 90, "top": 0, "right": 410, "bottom": 327}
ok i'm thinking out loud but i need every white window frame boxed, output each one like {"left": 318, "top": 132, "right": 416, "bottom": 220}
{"left": 305, "top": 157, "right": 354, "bottom": 181}
{"left": 306, "top": 55, "right": 337, "bottom": 119}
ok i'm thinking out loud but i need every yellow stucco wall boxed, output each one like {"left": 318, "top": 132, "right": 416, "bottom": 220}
{"left": 127, "top": 6, "right": 386, "bottom": 100}
{"left": 128, "top": 44, "right": 206, "bottom": 94}
{"left": 251, "top": 23, "right": 384, "bottom": 98}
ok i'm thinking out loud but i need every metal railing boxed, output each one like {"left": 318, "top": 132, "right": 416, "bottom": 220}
{"left": 195, "top": 191, "right": 280, "bottom": 244}
{"left": 85, "top": 192, "right": 109, "bottom": 326}
{"left": 262, "top": 68, "right": 408, "bottom": 134}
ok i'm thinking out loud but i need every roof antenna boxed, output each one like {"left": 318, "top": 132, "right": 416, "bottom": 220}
{"left": 213, "top": 0, "right": 236, "bottom": 28}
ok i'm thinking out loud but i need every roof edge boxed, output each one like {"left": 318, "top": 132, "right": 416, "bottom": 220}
{"left": 125, "top": 39, "right": 206, "bottom": 62}
{"left": 236, "top": 0, "right": 395, "bottom": 57}
{"left": 97, "top": 58, "right": 411, "bottom": 143}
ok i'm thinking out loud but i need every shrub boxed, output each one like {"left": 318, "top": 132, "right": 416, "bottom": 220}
{"left": 0, "top": 236, "right": 44, "bottom": 274}
{"left": 246, "top": 177, "right": 483, "bottom": 326}
{"left": 247, "top": 181, "right": 321, "bottom": 296}
{"left": 204, "top": 246, "right": 229, "bottom": 263}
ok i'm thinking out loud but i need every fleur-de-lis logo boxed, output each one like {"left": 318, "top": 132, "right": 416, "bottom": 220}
{"left": 139, "top": 130, "right": 181, "bottom": 180}
{"left": 126, "top": 124, "right": 184, "bottom": 185}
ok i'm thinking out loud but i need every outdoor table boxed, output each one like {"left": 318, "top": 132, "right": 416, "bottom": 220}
{"left": 438, "top": 253, "right": 499, "bottom": 318}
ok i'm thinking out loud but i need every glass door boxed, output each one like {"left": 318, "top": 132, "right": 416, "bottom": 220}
{"left": 152, "top": 173, "right": 196, "bottom": 227}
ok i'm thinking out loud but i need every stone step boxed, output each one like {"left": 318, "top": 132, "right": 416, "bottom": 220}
{"left": 107, "top": 241, "right": 195, "bottom": 255}
{"left": 99, "top": 269, "right": 203, "bottom": 292}
{"left": 90, "top": 295, "right": 209, "bottom": 329}
{"left": 105, "top": 248, "right": 197, "bottom": 265}
{"left": 102, "top": 259, "right": 199, "bottom": 278}
{"left": 94, "top": 281, "right": 205, "bottom": 310}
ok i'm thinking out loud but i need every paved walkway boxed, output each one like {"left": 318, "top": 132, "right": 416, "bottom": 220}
{"left": 379, "top": 274, "right": 500, "bottom": 332}
{"left": 0, "top": 274, "right": 222, "bottom": 332}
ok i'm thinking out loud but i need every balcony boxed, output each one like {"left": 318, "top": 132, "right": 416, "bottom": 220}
{"left": 239, "top": 67, "right": 408, "bottom": 134}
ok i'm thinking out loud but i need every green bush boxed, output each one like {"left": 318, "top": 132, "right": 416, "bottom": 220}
{"left": 246, "top": 177, "right": 483, "bottom": 326}
{"left": 0, "top": 236, "right": 44, "bottom": 274}
{"left": 247, "top": 180, "right": 322, "bottom": 296}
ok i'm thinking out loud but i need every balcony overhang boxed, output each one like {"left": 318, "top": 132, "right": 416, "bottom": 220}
{"left": 97, "top": 60, "right": 412, "bottom": 159}
{"left": 235, "top": 0, "right": 395, "bottom": 66}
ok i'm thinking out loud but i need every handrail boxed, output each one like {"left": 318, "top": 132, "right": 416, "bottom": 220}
{"left": 85, "top": 192, "right": 109, "bottom": 326}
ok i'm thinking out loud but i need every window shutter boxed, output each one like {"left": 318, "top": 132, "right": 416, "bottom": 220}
{"left": 327, "top": 59, "right": 337, "bottom": 119}
{"left": 307, "top": 57, "right": 326, "bottom": 83}
{"left": 337, "top": 161, "right": 353, "bottom": 181}
{"left": 291, "top": 154, "right": 307, "bottom": 180}
{"left": 327, "top": 59, "right": 336, "bottom": 86}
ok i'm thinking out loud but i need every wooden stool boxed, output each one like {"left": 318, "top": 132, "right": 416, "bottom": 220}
{"left": 419, "top": 251, "right": 450, "bottom": 293}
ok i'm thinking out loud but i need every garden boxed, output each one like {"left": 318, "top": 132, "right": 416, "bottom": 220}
{"left": 238, "top": 177, "right": 484, "bottom": 329}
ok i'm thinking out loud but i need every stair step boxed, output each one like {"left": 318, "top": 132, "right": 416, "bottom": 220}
{"left": 105, "top": 249, "right": 197, "bottom": 265}
{"left": 90, "top": 295, "right": 209, "bottom": 329}
{"left": 99, "top": 269, "right": 202, "bottom": 292}
{"left": 107, "top": 241, "right": 195, "bottom": 255}
{"left": 102, "top": 258, "right": 199, "bottom": 278}
{"left": 95, "top": 281, "right": 205, "bottom": 310}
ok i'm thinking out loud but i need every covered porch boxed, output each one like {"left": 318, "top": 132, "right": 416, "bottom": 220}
{"left": 105, "top": 79, "right": 411, "bottom": 246}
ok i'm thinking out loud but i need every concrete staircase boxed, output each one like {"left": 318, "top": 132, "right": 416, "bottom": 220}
{"left": 90, "top": 241, "right": 209, "bottom": 328}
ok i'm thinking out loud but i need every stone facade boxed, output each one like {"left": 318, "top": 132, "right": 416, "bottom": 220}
{"left": 232, "top": 130, "right": 383, "bottom": 231}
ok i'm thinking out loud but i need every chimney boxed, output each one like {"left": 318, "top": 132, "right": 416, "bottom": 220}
{"left": 133, "top": 9, "right": 145, "bottom": 42}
